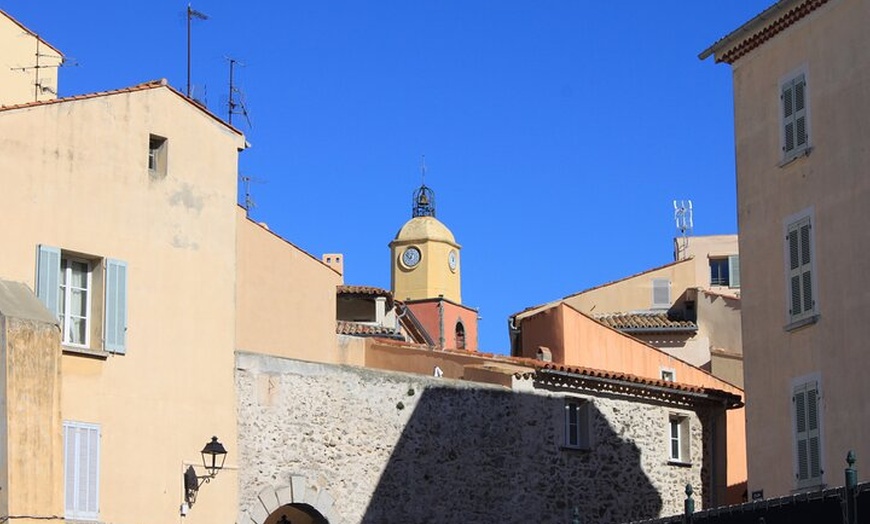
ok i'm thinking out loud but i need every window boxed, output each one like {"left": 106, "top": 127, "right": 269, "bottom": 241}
{"left": 793, "top": 378, "right": 822, "bottom": 488}
{"left": 710, "top": 255, "right": 740, "bottom": 288}
{"left": 148, "top": 134, "right": 168, "bottom": 177}
{"left": 564, "top": 399, "right": 592, "bottom": 450}
{"left": 36, "top": 245, "right": 128, "bottom": 354}
{"left": 455, "top": 321, "right": 466, "bottom": 350}
{"left": 64, "top": 421, "right": 100, "bottom": 520}
{"left": 785, "top": 211, "right": 817, "bottom": 326}
{"left": 781, "top": 72, "right": 809, "bottom": 162}
{"left": 660, "top": 368, "right": 675, "bottom": 382}
{"left": 652, "top": 278, "right": 671, "bottom": 309}
{"left": 668, "top": 414, "right": 690, "bottom": 463}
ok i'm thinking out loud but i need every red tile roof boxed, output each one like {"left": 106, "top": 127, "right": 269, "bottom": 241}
{"left": 336, "top": 320, "right": 403, "bottom": 339}
{"left": 699, "top": 0, "right": 830, "bottom": 64}
{"left": 594, "top": 312, "right": 697, "bottom": 333}
{"left": 337, "top": 285, "right": 394, "bottom": 310}
{"left": 0, "top": 79, "right": 244, "bottom": 136}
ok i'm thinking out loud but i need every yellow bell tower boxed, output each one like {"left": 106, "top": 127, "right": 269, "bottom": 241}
{"left": 390, "top": 182, "right": 462, "bottom": 303}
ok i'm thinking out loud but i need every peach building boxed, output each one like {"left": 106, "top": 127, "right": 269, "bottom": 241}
{"left": 701, "top": 0, "right": 870, "bottom": 498}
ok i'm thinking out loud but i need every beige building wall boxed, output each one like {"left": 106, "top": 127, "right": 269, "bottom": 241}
{"left": 235, "top": 212, "right": 349, "bottom": 364}
{"left": 0, "top": 85, "right": 246, "bottom": 523}
{"left": 390, "top": 216, "right": 462, "bottom": 303}
{"left": 705, "top": 0, "right": 870, "bottom": 497}
{"left": 681, "top": 235, "right": 740, "bottom": 295}
{"left": 0, "top": 10, "right": 62, "bottom": 106}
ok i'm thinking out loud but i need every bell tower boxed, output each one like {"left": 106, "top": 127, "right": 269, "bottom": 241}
{"left": 389, "top": 180, "right": 461, "bottom": 303}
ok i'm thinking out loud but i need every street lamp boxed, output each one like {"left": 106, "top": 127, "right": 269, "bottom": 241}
{"left": 184, "top": 436, "right": 228, "bottom": 508}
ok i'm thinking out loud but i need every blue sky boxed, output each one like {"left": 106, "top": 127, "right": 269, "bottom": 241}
{"left": 5, "top": 1, "right": 772, "bottom": 353}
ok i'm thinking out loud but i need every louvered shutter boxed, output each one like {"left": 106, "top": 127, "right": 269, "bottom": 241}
{"left": 806, "top": 385, "right": 821, "bottom": 480}
{"left": 787, "top": 217, "right": 814, "bottom": 322}
{"left": 36, "top": 245, "right": 61, "bottom": 319}
{"left": 783, "top": 81, "right": 796, "bottom": 155}
{"left": 794, "top": 387, "right": 809, "bottom": 481}
{"left": 104, "top": 259, "right": 128, "bottom": 353}
{"left": 64, "top": 422, "right": 100, "bottom": 520}
{"left": 794, "top": 75, "right": 808, "bottom": 150}
{"left": 728, "top": 255, "right": 740, "bottom": 288}
{"left": 794, "top": 382, "right": 822, "bottom": 487}
{"left": 652, "top": 279, "right": 671, "bottom": 308}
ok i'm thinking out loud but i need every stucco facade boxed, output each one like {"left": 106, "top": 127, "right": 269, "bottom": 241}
{"left": 236, "top": 352, "right": 736, "bottom": 523}
{"left": 0, "top": 10, "right": 62, "bottom": 106}
{"left": 702, "top": 0, "right": 870, "bottom": 498}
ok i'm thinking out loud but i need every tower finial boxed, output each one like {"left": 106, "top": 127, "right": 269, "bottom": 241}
{"left": 412, "top": 156, "right": 436, "bottom": 218}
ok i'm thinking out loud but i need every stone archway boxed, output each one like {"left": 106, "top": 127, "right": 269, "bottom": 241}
{"left": 244, "top": 475, "right": 342, "bottom": 524}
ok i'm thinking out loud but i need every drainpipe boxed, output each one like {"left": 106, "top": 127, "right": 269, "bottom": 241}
{"left": 438, "top": 295, "right": 445, "bottom": 349}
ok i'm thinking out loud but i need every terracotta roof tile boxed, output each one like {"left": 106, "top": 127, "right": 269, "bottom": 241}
{"left": 593, "top": 312, "right": 697, "bottom": 333}
{"left": 337, "top": 285, "right": 394, "bottom": 309}
{"left": 336, "top": 320, "right": 403, "bottom": 339}
{"left": 0, "top": 79, "right": 243, "bottom": 136}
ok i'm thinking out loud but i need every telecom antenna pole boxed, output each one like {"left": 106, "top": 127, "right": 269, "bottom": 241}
{"left": 186, "top": 4, "right": 208, "bottom": 98}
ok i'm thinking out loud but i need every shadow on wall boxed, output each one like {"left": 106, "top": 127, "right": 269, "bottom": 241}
{"left": 359, "top": 386, "right": 663, "bottom": 524}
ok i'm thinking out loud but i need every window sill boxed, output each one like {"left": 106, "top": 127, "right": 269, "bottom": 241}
{"left": 785, "top": 314, "right": 819, "bottom": 332}
{"left": 561, "top": 445, "right": 591, "bottom": 453}
{"left": 667, "top": 460, "right": 692, "bottom": 468}
{"left": 791, "top": 482, "right": 826, "bottom": 494}
{"left": 779, "top": 147, "right": 812, "bottom": 168}
{"left": 62, "top": 345, "right": 110, "bottom": 360}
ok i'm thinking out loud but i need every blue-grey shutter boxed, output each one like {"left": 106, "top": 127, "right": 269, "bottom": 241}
{"left": 794, "top": 74, "right": 808, "bottom": 150}
{"left": 36, "top": 245, "right": 61, "bottom": 319}
{"left": 783, "top": 81, "right": 796, "bottom": 155}
{"left": 104, "top": 259, "right": 127, "bottom": 354}
{"left": 728, "top": 255, "right": 740, "bottom": 288}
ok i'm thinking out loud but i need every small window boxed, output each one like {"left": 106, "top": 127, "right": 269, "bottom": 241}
{"left": 794, "top": 379, "right": 822, "bottom": 488}
{"left": 455, "top": 321, "right": 466, "bottom": 350}
{"left": 668, "top": 414, "right": 690, "bottom": 463}
{"left": 148, "top": 134, "right": 168, "bottom": 177}
{"left": 781, "top": 72, "right": 809, "bottom": 162}
{"left": 64, "top": 421, "right": 100, "bottom": 520}
{"left": 661, "top": 368, "right": 675, "bottom": 382}
{"left": 652, "top": 278, "right": 671, "bottom": 309}
{"left": 564, "top": 399, "right": 592, "bottom": 450}
{"left": 785, "top": 211, "right": 817, "bottom": 326}
{"left": 710, "top": 255, "right": 740, "bottom": 288}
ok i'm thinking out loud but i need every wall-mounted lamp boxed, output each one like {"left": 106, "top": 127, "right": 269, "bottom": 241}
{"left": 184, "top": 436, "right": 228, "bottom": 508}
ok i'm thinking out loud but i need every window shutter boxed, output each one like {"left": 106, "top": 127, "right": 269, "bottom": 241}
{"left": 783, "top": 81, "right": 796, "bottom": 154}
{"left": 794, "top": 381, "right": 821, "bottom": 486}
{"left": 652, "top": 279, "right": 671, "bottom": 308}
{"left": 728, "top": 255, "right": 740, "bottom": 288}
{"left": 104, "top": 259, "right": 128, "bottom": 354}
{"left": 36, "top": 244, "right": 61, "bottom": 319}
{"left": 787, "top": 217, "right": 814, "bottom": 321}
{"left": 794, "top": 388, "right": 809, "bottom": 481}
{"left": 64, "top": 421, "right": 100, "bottom": 520}
{"left": 794, "top": 75, "right": 808, "bottom": 149}
{"left": 806, "top": 384, "right": 821, "bottom": 480}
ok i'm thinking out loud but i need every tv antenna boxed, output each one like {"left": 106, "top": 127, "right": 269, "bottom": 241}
{"left": 226, "top": 57, "right": 252, "bottom": 128}
{"left": 11, "top": 35, "right": 65, "bottom": 102}
{"left": 674, "top": 200, "right": 694, "bottom": 260}
{"left": 186, "top": 4, "right": 209, "bottom": 98}
{"left": 240, "top": 174, "right": 265, "bottom": 216}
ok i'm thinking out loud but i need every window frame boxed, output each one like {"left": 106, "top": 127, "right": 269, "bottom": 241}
{"left": 667, "top": 413, "right": 691, "bottom": 465}
{"left": 792, "top": 373, "right": 824, "bottom": 489}
{"left": 563, "top": 398, "right": 592, "bottom": 451}
{"left": 59, "top": 256, "right": 93, "bottom": 349}
{"left": 148, "top": 134, "right": 168, "bottom": 177}
{"left": 780, "top": 67, "right": 811, "bottom": 164}
{"left": 660, "top": 368, "right": 676, "bottom": 382}
{"left": 63, "top": 420, "right": 101, "bottom": 521}
{"left": 783, "top": 209, "right": 818, "bottom": 329}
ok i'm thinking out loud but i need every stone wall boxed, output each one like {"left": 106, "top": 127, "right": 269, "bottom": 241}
{"left": 236, "top": 353, "right": 709, "bottom": 524}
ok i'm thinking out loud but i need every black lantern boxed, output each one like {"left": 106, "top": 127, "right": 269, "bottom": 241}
{"left": 201, "top": 436, "right": 227, "bottom": 477}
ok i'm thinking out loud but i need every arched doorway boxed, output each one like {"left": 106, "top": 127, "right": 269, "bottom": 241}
{"left": 263, "top": 503, "right": 329, "bottom": 524}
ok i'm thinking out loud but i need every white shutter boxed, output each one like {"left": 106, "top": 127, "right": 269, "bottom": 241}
{"left": 728, "top": 255, "right": 740, "bottom": 288}
{"left": 36, "top": 245, "right": 61, "bottom": 319}
{"left": 104, "top": 259, "right": 128, "bottom": 353}
{"left": 652, "top": 279, "right": 671, "bottom": 309}
{"left": 64, "top": 421, "right": 100, "bottom": 520}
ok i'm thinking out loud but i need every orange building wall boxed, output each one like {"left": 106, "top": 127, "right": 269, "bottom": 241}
{"left": 405, "top": 300, "right": 478, "bottom": 351}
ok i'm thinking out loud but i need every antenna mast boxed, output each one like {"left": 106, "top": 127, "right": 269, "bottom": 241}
{"left": 11, "top": 36, "right": 64, "bottom": 102}
{"left": 226, "top": 57, "right": 252, "bottom": 127}
{"left": 186, "top": 4, "right": 209, "bottom": 98}
{"left": 674, "top": 200, "right": 694, "bottom": 260}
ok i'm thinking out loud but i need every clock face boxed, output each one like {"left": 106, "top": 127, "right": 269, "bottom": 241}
{"left": 402, "top": 247, "right": 421, "bottom": 268}
{"left": 448, "top": 250, "right": 458, "bottom": 271}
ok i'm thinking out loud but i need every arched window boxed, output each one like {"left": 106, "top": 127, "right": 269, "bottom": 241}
{"left": 455, "top": 321, "right": 466, "bottom": 350}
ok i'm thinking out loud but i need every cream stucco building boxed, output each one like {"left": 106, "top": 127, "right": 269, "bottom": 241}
{"left": 701, "top": 0, "right": 870, "bottom": 499}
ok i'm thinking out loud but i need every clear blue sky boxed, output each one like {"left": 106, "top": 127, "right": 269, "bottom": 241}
{"left": 6, "top": 1, "right": 772, "bottom": 353}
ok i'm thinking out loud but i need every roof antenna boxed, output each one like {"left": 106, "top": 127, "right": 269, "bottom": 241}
{"left": 10, "top": 35, "right": 64, "bottom": 102}
{"left": 186, "top": 4, "right": 209, "bottom": 98}
{"left": 674, "top": 200, "right": 694, "bottom": 260}
{"left": 226, "top": 57, "right": 252, "bottom": 128}
{"left": 240, "top": 174, "right": 265, "bottom": 217}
